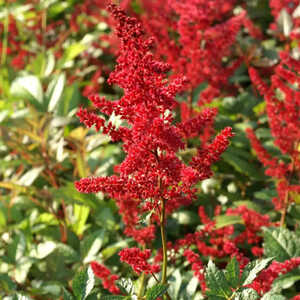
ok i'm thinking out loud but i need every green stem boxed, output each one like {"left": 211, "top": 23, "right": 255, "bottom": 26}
{"left": 160, "top": 197, "right": 167, "bottom": 284}
{"left": 1, "top": 5, "right": 9, "bottom": 66}
{"left": 138, "top": 272, "right": 146, "bottom": 299}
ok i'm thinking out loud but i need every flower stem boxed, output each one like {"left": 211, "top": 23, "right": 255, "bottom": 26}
{"left": 160, "top": 196, "right": 167, "bottom": 284}
{"left": 280, "top": 157, "right": 295, "bottom": 227}
{"left": 138, "top": 272, "right": 146, "bottom": 299}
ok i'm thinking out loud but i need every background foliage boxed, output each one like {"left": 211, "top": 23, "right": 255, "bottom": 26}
{"left": 0, "top": 0, "right": 300, "bottom": 299}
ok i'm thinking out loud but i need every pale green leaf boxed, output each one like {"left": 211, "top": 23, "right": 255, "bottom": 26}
{"left": 241, "top": 258, "right": 273, "bottom": 286}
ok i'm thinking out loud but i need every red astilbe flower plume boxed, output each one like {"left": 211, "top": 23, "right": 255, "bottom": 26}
{"left": 75, "top": 4, "right": 233, "bottom": 245}
{"left": 248, "top": 52, "right": 300, "bottom": 212}
{"left": 139, "top": 0, "right": 245, "bottom": 104}
{"left": 90, "top": 261, "right": 120, "bottom": 294}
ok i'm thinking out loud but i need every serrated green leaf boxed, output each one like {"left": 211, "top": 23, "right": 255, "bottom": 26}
{"left": 72, "top": 267, "right": 95, "bottom": 300}
{"left": 225, "top": 257, "right": 240, "bottom": 288}
{"left": 241, "top": 258, "right": 273, "bottom": 286}
{"left": 115, "top": 278, "right": 134, "bottom": 296}
{"left": 146, "top": 284, "right": 169, "bottom": 300}
{"left": 261, "top": 292, "right": 286, "bottom": 300}
{"left": 263, "top": 227, "right": 300, "bottom": 261}
{"left": 234, "top": 288, "right": 259, "bottom": 300}
{"left": 205, "top": 260, "right": 232, "bottom": 298}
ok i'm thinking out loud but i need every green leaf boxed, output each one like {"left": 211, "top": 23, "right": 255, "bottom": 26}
{"left": 234, "top": 288, "right": 259, "bottom": 300}
{"left": 63, "top": 287, "right": 75, "bottom": 300}
{"left": 168, "top": 268, "right": 182, "bottom": 299}
{"left": 72, "top": 267, "right": 95, "bottom": 300}
{"left": 272, "top": 272, "right": 300, "bottom": 292}
{"left": 225, "top": 257, "right": 240, "bottom": 288}
{"left": 277, "top": 9, "right": 293, "bottom": 37}
{"left": 263, "top": 227, "right": 300, "bottom": 261}
{"left": 222, "top": 148, "right": 265, "bottom": 180}
{"left": 145, "top": 284, "right": 169, "bottom": 300}
{"left": 81, "top": 229, "right": 107, "bottom": 263}
{"left": 44, "top": 52, "right": 55, "bottom": 77}
{"left": 17, "top": 166, "right": 44, "bottom": 186}
{"left": 205, "top": 260, "right": 232, "bottom": 298}
{"left": 59, "top": 43, "right": 86, "bottom": 68}
{"left": 186, "top": 276, "right": 199, "bottom": 297}
{"left": 241, "top": 258, "right": 273, "bottom": 286}
{"left": 115, "top": 278, "right": 134, "bottom": 296}
{"left": 57, "top": 83, "right": 82, "bottom": 116}
{"left": 71, "top": 204, "right": 90, "bottom": 236}
{"left": 7, "top": 232, "right": 26, "bottom": 263}
{"left": 215, "top": 215, "right": 243, "bottom": 229}
{"left": 30, "top": 241, "right": 56, "bottom": 259}
{"left": 54, "top": 243, "right": 80, "bottom": 263}
{"left": 10, "top": 75, "right": 43, "bottom": 106}
{"left": 47, "top": 73, "right": 66, "bottom": 112}
{"left": 0, "top": 273, "right": 17, "bottom": 291}
{"left": 261, "top": 292, "right": 286, "bottom": 300}
{"left": 9, "top": 294, "right": 33, "bottom": 300}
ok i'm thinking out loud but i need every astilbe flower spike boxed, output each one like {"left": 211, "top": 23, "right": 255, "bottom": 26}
{"left": 248, "top": 52, "right": 300, "bottom": 217}
{"left": 75, "top": 5, "right": 233, "bottom": 281}
{"left": 139, "top": 0, "right": 246, "bottom": 103}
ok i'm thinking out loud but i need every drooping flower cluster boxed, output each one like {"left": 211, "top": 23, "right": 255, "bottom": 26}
{"left": 75, "top": 4, "right": 233, "bottom": 245}
{"left": 183, "top": 249, "right": 206, "bottom": 292}
{"left": 119, "top": 248, "right": 160, "bottom": 274}
{"left": 90, "top": 261, "right": 120, "bottom": 294}
{"left": 248, "top": 52, "right": 300, "bottom": 212}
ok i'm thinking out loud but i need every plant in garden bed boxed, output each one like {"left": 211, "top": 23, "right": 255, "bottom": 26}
{"left": 2, "top": 1, "right": 300, "bottom": 299}
{"left": 72, "top": 3, "right": 300, "bottom": 300}
{"left": 74, "top": 3, "right": 234, "bottom": 299}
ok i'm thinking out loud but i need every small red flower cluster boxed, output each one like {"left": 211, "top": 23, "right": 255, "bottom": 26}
{"left": 248, "top": 257, "right": 300, "bottom": 295}
{"left": 183, "top": 249, "right": 206, "bottom": 291}
{"left": 90, "top": 261, "right": 120, "bottom": 294}
{"left": 119, "top": 248, "right": 160, "bottom": 275}
{"left": 177, "top": 205, "right": 271, "bottom": 259}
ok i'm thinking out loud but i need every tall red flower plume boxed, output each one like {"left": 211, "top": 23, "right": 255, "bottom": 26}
{"left": 75, "top": 4, "right": 233, "bottom": 244}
